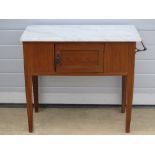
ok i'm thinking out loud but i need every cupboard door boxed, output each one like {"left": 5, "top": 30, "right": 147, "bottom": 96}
{"left": 23, "top": 42, "right": 55, "bottom": 75}
{"left": 104, "top": 43, "right": 135, "bottom": 74}
{"left": 55, "top": 43, "right": 104, "bottom": 73}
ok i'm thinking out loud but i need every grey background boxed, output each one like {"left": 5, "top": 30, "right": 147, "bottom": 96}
{"left": 0, "top": 19, "right": 154, "bottom": 104}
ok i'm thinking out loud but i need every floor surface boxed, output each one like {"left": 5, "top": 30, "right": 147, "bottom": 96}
{"left": 0, "top": 106, "right": 155, "bottom": 135}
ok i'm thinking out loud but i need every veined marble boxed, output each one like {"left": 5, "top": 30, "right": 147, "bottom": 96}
{"left": 20, "top": 25, "right": 142, "bottom": 42}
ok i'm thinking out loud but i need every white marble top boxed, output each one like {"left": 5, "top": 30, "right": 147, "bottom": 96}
{"left": 20, "top": 25, "right": 142, "bottom": 42}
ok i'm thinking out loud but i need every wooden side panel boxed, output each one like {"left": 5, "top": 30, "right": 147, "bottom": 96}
{"left": 23, "top": 42, "right": 55, "bottom": 75}
{"left": 104, "top": 43, "right": 135, "bottom": 74}
{"left": 55, "top": 43, "right": 104, "bottom": 73}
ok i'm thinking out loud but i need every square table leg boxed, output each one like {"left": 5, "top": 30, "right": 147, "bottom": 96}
{"left": 125, "top": 50, "right": 135, "bottom": 133}
{"left": 25, "top": 74, "right": 33, "bottom": 132}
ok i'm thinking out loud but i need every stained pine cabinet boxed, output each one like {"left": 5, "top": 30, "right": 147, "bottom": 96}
{"left": 21, "top": 25, "right": 142, "bottom": 133}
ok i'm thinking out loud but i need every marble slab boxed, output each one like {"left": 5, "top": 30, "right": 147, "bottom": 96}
{"left": 20, "top": 25, "right": 142, "bottom": 42}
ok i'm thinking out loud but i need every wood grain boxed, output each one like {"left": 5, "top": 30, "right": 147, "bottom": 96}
{"left": 23, "top": 44, "right": 33, "bottom": 132}
{"left": 104, "top": 43, "right": 130, "bottom": 74}
{"left": 23, "top": 42, "right": 55, "bottom": 75}
{"left": 23, "top": 42, "right": 136, "bottom": 133}
{"left": 55, "top": 43, "right": 104, "bottom": 73}
{"left": 125, "top": 43, "right": 136, "bottom": 133}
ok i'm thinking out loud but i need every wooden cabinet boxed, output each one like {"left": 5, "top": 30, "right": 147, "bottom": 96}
{"left": 23, "top": 42, "right": 135, "bottom": 75}
{"left": 23, "top": 41, "right": 136, "bottom": 133}
{"left": 23, "top": 42, "right": 135, "bottom": 132}
{"left": 21, "top": 25, "right": 143, "bottom": 134}
{"left": 23, "top": 42, "right": 55, "bottom": 75}
{"left": 104, "top": 43, "right": 134, "bottom": 74}
{"left": 55, "top": 43, "right": 104, "bottom": 73}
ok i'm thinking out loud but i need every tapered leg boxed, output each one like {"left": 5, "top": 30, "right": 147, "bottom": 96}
{"left": 125, "top": 48, "right": 135, "bottom": 133}
{"left": 121, "top": 76, "right": 127, "bottom": 113}
{"left": 125, "top": 74, "right": 134, "bottom": 133}
{"left": 32, "top": 76, "right": 39, "bottom": 112}
{"left": 25, "top": 74, "right": 33, "bottom": 132}
{"left": 124, "top": 43, "right": 136, "bottom": 133}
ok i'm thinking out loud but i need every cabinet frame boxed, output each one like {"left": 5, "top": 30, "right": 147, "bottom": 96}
{"left": 23, "top": 41, "right": 136, "bottom": 133}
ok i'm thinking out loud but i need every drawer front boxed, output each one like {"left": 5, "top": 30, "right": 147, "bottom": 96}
{"left": 23, "top": 42, "right": 55, "bottom": 75}
{"left": 55, "top": 43, "right": 104, "bottom": 73}
{"left": 104, "top": 43, "right": 135, "bottom": 74}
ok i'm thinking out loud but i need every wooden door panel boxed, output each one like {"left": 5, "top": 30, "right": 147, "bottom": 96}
{"left": 23, "top": 42, "right": 55, "bottom": 75}
{"left": 104, "top": 43, "right": 135, "bottom": 74}
{"left": 55, "top": 43, "right": 104, "bottom": 73}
